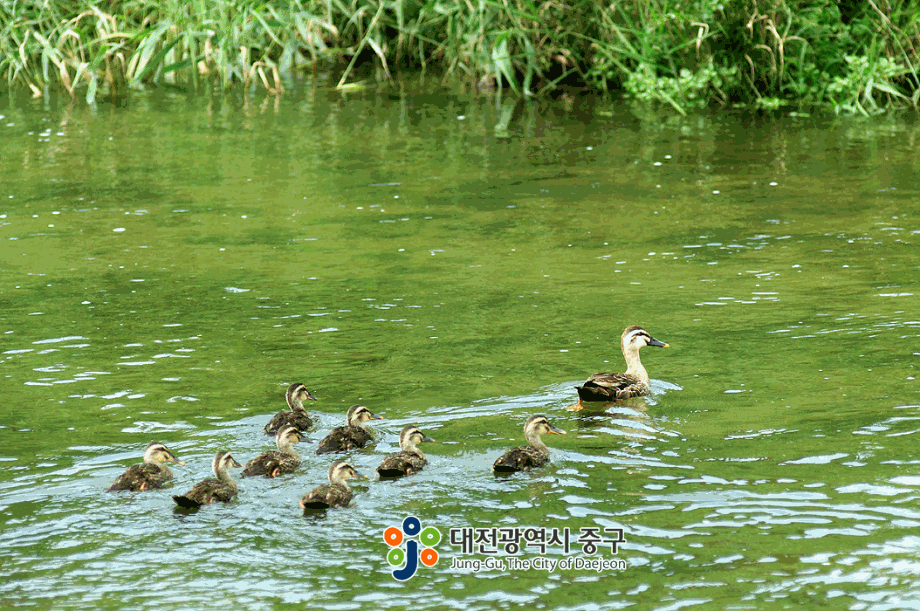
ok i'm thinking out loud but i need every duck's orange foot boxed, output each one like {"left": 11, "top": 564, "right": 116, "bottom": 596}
{"left": 566, "top": 401, "right": 584, "bottom": 412}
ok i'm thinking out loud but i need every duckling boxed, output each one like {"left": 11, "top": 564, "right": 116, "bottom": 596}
{"left": 173, "top": 451, "right": 241, "bottom": 508}
{"left": 242, "top": 425, "right": 305, "bottom": 478}
{"left": 376, "top": 426, "right": 434, "bottom": 478}
{"left": 107, "top": 442, "right": 185, "bottom": 491}
{"left": 264, "top": 382, "right": 317, "bottom": 436}
{"left": 492, "top": 415, "right": 566, "bottom": 473}
{"left": 300, "top": 460, "right": 364, "bottom": 509}
{"left": 567, "top": 325, "right": 669, "bottom": 411}
{"left": 315, "top": 404, "right": 382, "bottom": 454}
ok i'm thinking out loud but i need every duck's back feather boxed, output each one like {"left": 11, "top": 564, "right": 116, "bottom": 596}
{"left": 173, "top": 479, "right": 237, "bottom": 508}
{"left": 108, "top": 463, "right": 172, "bottom": 492}
{"left": 315, "top": 426, "right": 374, "bottom": 454}
{"left": 241, "top": 451, "right": 300, "bottom": 478}
{"left": 492, "top": 446, "right": 549, "bottom": 473}
{"left": 576, "top": 371, "right": 648, "bottom": 402}
{"left": 300, "top": 483, "right": 353, "bottom": 509}
{"left": 377, "top": 452, "right": 427, "bottom": 478}
{"left": 264, "top": 410, "right": 313, "bottom": 436}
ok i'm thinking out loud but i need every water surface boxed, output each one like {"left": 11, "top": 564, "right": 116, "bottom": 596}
{"left": 1, "top": 84, "right": 919, "bottom": 609}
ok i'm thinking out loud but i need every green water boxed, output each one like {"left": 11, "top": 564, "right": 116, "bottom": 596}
{"left": 1, "top": 84, "right": 919, "bottom": 610}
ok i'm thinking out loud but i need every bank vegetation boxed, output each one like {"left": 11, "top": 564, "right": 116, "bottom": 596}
{"left": 2, "top": 0, "right": 919, "bottom": 114}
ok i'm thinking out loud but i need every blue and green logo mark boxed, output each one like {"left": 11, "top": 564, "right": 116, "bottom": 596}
{"left": 384, "top": 516, "right": 441, "bottom": 581}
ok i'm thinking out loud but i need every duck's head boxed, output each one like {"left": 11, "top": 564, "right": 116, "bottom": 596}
{"left": 329, "top": 459, "right": 365, "bottom": 485}
{"left": 399, "top": 425, "right": 434, "bottom": 451}
{"left": 143, "top": 442, "right": 185, "bottom": 465}
{"left": 523, "top": 414, "right": 566, "bottom": 439}
{"left": 621, "top": 325, "right": 669, "bottom": 352}
{"left": 287, "top": 382, "right": 318, "bottom": 406}
{"left": 213, "top": 451, "right": 242, "bottom": 475}
{"left": 346, "top": 404, "right": 383, "bottom": 427}
{"left": 276, "top": 425, "right": 306, "bottom": 448}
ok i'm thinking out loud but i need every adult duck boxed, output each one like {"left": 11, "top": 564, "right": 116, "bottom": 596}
{"left": 568, "top": 325, "right": 669, "bottom": 411}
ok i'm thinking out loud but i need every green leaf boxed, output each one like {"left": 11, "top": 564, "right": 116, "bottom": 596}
{"left": 492, "top": 32, "right": 517, "bottom": 92}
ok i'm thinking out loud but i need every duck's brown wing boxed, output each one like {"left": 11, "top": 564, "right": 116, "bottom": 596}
{"left": 242, "top": 451, "right": 291, "bottom": 477}
{"left": 179, "top": 478, "right": 218, "bottom": 505}
{"left": 172, "top": 494, "right": 202, "bottom": 509}
{"left": 315, "top": 426, "right": 373, "bottom": 454}
{"left": 285, "top": 411, "right": 313, "bottom": 432}
{"left": 208, "top": 483, "right": 239, "bottom": 503}
{"left": 265, "top": 410, "right": 313, "bottom": 435}
{"left": 315, "top": 428, "right": 346, "bottom": 454}
{"left": 261, "top": 455, "right": 300, "bottom": 477}
{"left": 300, "top": 484, "right": 352, "bottom": 509}
{"left": 108, "top": 463, "right": 170, "bottom": 491}
{"left": 576, "top": 372, "right": 645, "bottom": 402}
{"left": 264, "top": 412, "right": 289, "bottom": 436}
{"left": 174, "top": 478, "right": 236, "bottom": 507}
{"left": 492, "top": 446, "right": 548, "bottom": 473}
{"left": 377, "top": 451, "right": 427, "bottom": 478}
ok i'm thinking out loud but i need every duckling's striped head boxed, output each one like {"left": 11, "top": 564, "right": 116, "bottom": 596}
{"left": 276, "top": 425, "right": 305, "bottom": 447}
{"left": 329, "top": 459, "right": 364, "bottom": 484}
{"left": 523, "top": 414, "right": 566, "bottom": 437}
{"left": 212, "top": 451, "right": 242, "bottom": 475}
{"left": 286, "top": 382, "right": 318, "bottom": 406}
{"left": 399, "top": 425, "right": 434, "bottom": 450}
{"left": 143, "top": 442, "right": 185, "bottom": 465}
{"left": 346, "top": 404, "right": 382, "bottom": 427}
{"left": 621, "top": 325, "right": 669, "bottom": 351}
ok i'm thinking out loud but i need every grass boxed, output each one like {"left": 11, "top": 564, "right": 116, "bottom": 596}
{"left": 1, "top": 0, "right": 919, "bottom": 113}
